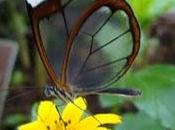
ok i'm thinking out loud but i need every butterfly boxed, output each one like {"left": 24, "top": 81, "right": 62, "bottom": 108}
{"left": 0, "top": 1, "right": 141, "bottom": 129}
{"left": 25, "top": 0, "right": 141, "bottom": 101}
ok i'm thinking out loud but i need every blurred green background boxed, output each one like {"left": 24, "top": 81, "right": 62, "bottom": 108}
{"left": 0, "top": 0, "right": 175, "bottom": 130}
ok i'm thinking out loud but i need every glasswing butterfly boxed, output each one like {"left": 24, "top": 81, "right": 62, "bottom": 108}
{"left": 0, "top": 0, "right": 140, "bottom": 129}
{"left": 25, "top": 0, "right": 141, "bottom": 100}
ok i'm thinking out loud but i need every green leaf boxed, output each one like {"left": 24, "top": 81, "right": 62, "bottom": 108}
{"left": 128, "top": 0, "right": 175, "bottom": 28}
{"left": 3, "top": 114, "right": 26, "bottom": 127}
{"left": 128, "top": 0, "right": 155, "bottom": 27}
{"left": 117, "top": 112, "right": 164, "bottom": 130}
{"left": 11, "top": 70, "right": 25, "bottom": 86}
{"left": 100, "top": 94, "right": 125, "bottom": 107}
{"left": 118, "top": 64, "right": 175, "bottom": 129}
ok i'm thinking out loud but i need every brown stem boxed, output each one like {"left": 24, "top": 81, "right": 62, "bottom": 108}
{"left": 7, "top": 1, "right": 31, "bottom": 70}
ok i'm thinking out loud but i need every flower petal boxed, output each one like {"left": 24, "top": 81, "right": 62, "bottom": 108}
{"left": 95, "top": 127, "right": 110, "bottom": 130}
{"left": 18, "top": 121, "right": 47, "bottom": 130}
{"left": 37, "top": 101, "right": 60, "bottom": 126}
{"left": 18, "top": 101, "right": 64, "bottom": 130}
{"left": 88, "top": 127, "right": 110, "bottom": 130}
{"left": 62, "top": 97, "right": 86, "bottom": 123}
{"left": 77, "top": 114, "right": 122, "bottom": 129}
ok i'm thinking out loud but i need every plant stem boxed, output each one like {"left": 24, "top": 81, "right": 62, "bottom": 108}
{"left": 7, "top": 1, "right": 31, "bottom": 70}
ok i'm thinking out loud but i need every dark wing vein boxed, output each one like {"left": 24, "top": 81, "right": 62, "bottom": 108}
{"left": 75, "top": 65, "right": 127, "bottom": 92}
{"left": 84, "top": 56, "right": 127, "bottom": 73}
{"left": 91, "top": 29, "right": 130, "bottom": 54}
{"left": 92, "top": 13, "right": 113, "bottom": 38}
{"left": 63, "top": 0, "right": 74, "bottom": 8}
{"left": 76, "top": 29, "right": 130, "bottom": 79}
{"left": 61, "top": 9, "right": 69, "bottom": 37}
{"left": 75, "top": 13, "right": 121, "bottom": 76}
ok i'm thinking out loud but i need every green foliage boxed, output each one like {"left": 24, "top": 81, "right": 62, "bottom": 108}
{"left": 3, "top": 114, "right": 26, "bottom": 127}
{"left": 128, "top": 0, "right": 175, "bottom": 29}
{"left": 11, "top": 70, "right": 25, "bottom": 86}
{"left": 31, "top": 102, "right": 39, "bottom": 121}
{"left": 118, "top": 65, "right": 175, "bottom": 129}
{"left": 117, "top": 112, "right": 164, "bottom": 130}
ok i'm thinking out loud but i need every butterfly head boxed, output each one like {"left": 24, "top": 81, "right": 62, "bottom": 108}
{"left": 44, "top": 85, "right": 75, "bottom": 102}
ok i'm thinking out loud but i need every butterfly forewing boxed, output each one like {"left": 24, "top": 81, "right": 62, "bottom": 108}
{"left": 39, "top": 13, "right": 68, "bottom": 78}
{"left": 63, "top": 0, "right": 95, "bottom": 29}
{"left": 38, "top": 0, "right": 98, "bottom": 83}
{"left": 67, "top": 6, "right": 138, "bottom": 93}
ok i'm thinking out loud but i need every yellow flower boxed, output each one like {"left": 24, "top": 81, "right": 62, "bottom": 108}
{"left": 18, "top": 97, "right": 122, "bottom": 130}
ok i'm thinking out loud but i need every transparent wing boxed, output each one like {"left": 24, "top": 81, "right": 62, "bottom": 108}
{"left": 38, "top": 0, "right": 95, "bottom": 81}
{"left": 67, "top": 2, "right": 140, "bottom": 93}
{"left": 39, "top": 12, "right": 68, "bottom": 77}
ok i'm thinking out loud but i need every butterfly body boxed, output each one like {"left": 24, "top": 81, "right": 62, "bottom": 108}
{"left": 45, "top": 85, "right": 141, "bottom": 102}
{"left": 44, "top": 86, "right": 74, "bottom": 102}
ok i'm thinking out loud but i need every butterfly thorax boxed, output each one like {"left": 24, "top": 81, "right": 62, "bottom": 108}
{"left": 44, "top": 86, "right": 75, "bottom": 102}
